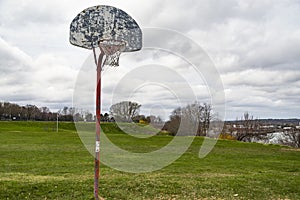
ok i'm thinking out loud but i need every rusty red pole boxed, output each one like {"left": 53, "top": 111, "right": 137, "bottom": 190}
{"left": 94, "top": 48, "right": 104, "bottom": 200}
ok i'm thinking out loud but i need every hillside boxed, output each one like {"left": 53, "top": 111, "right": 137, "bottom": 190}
{"left": 0, "top": 121, "right": 299, "bottom": 199}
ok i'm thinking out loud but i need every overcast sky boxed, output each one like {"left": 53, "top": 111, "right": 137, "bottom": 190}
{"left": 0, "top": 0, "right": 299, "bottom": 120}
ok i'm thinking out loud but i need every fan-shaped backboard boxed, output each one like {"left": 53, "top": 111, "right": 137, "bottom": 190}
{"left": 70, "top": 5, "right": 142, "bottom": 52}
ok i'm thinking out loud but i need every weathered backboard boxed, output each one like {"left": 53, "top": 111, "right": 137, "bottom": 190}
{"left": 70, "top": 5, "right": 142, "bottom": 52}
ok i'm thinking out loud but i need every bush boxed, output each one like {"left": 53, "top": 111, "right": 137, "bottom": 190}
{"left": 219, "top": 133, "right": 236, "bottom": 140}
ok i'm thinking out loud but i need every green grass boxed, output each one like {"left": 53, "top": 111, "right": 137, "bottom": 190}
{"left": 0, "top": 121, "right": 299, "bottom": 199}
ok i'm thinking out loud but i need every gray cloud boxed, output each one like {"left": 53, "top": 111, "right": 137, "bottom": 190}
{"left": 0, "top": 0, "right": 299, "bottom": 119}
{"left": 0, "top": 0, "right": 70, "bottom": 26}
{"left": 0, "top": 36, "right": 77, "bottom": 109}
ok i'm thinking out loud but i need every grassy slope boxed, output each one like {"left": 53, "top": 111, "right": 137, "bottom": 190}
{"left": 0, "top": 121, "right": 299, "bottom": 200}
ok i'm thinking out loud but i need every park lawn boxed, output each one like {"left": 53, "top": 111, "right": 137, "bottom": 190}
{"left": 0, "top": 121, "right": 299, "bottom": 200}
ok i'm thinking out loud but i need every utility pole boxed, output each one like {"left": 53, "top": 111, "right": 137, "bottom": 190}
{"left": 56, "top": 112, "right": 59, "bottom": 132}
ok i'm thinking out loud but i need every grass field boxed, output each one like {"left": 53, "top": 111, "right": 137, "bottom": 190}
{"left": 0, "top": 121, "right": 299, "bottom": 200}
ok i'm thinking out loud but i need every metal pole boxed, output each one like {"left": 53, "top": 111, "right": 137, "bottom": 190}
{"left": 94, "top": 47, "right": 104, "bottom": 200}
{"left": 56, "top": 113, "right": 58, "bottom": 132}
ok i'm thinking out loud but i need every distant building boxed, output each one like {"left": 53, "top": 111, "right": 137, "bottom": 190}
{"left": 260, "top": 125, "right": 275, "bottom": 128}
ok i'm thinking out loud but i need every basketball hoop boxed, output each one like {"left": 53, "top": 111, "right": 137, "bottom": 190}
{"left": 69, "top": 5, "right": 142, "bottom": 199}
{"left": 99, "top": 40, "right": 126, "bottom": 67}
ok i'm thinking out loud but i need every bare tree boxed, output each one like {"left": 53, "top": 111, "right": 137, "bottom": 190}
{"left": 180, "top": 102, "right": 214, "bottom": 136}
{"left": 163, "top": 102, "right": 213, "bottom": 136}
{"left": 163, "top": 108, "right": 181, "bottom": 136}
{"left": 230, "top": 112, "right": 262, "bottom": 142}
{"left": 57, "top": 106, "right": 76, "bottom": 121}
{"left": 0, "top": 101, "right": 64, "bottom": 121}
{"left": 68, "top": 107, "right": 75, "bottom": 116}
{"left": 280, "top": 128, "right": 300, "bottom": 148}
{"left": 26, "top": 104, "right": 40, "bottom": 120}
{"left": 110, "top": 101, "right": 141, "bottom": 122}
{"left": 40, "top": 107, "right": 50, "bottom": 121}
{"left": 201, "top": 103, "right": 212, "bottom": 136}
{"left": 181, "top": 103, "right": 202, "bottom": 136}
{"left": 73, "top": 112, "right": 84, "bottom": 122}
{"left": 85, "top": 112, "right": 94, "bottom": 122}
{"left": 10, "top": 103, "right": 20, "bottom": 119}
{"left": 62, "top": 106, "right": 68, "bottom": 116}
{"left": 0, "top": 102, "right": 3, "bottom": 119}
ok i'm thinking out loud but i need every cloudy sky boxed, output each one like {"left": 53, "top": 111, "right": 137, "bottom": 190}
{"left": 0, "top": 0, "right": 299, "bottom": 120}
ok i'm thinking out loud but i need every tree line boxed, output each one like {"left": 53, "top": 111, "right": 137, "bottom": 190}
{"left": 0, "top": 102, "right": 55, "bottom": 121}
{"left": 2, "top": 101, "right": 298, "bottom": 148}
{"left": 0, "top": 102, "right": 97, "bottom": 122}
{"left": 0, "top": 101, "right": 161, "bottom": 123}
{"left": 221, "top": 112, "right": 300, "bottom": 148}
